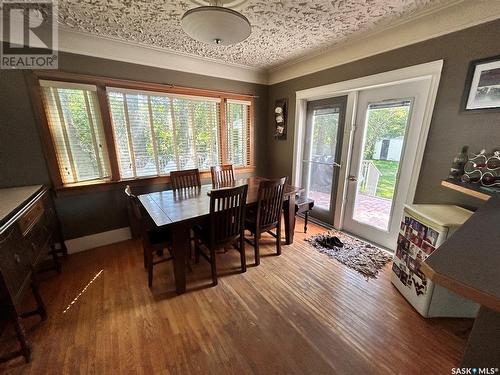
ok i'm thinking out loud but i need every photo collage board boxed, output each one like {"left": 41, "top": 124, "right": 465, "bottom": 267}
{"left": 392, "top": 215, "right": 441, "bottom": 297}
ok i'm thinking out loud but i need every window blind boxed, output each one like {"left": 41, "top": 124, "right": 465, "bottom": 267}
{"left": 226, "top": 99, "right": 251, "bottom": 167}
{"left": 107, "top": 88, "right": 221, "bottom": 178}
{"left": 40, "top": 80, "right": 111, "bottom": 184}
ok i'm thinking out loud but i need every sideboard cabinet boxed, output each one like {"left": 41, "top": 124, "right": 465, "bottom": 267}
{"left": 0, "top": 185, "right": 66, "bottom": 363}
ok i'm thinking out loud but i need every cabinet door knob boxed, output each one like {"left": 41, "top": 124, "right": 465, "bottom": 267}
{"left": 14, "top": 254, "right": 21, "bottom": 264}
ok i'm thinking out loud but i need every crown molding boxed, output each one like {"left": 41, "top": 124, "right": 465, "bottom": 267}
{"left": 56, "top": 27, "right": 268, "bottom": 85}
{"left": 268, "top": 0, "right": 500, "bottom": 85}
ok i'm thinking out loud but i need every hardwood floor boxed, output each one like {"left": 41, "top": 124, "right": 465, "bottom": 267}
{"left": 0, "top": 218, "right": 472, "bottom": 374}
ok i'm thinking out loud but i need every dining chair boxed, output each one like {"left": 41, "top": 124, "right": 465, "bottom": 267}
{"left": 125, "top": 185, "right": 173, "bottom": 287}
{"left": 170, "top": 168, "right": 201, "bottom": 191}
{"left": 194, "top": 184, "right": 248, "bottom": 286}
{"left": 244, "top": 177, "right": 287, "bottom": 266}
{"left": 210, "top": 164, "right": 235, "bottom": 188}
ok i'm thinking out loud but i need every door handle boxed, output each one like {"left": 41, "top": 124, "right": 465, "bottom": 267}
{"left": 348, "top": 175, "right": 357, "bottom": 182}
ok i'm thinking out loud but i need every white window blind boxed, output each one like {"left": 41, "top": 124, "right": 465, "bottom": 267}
{"left": 40, "top": 80, "right": 111, "bottom": 184}
{"left": 107, "top": 88, "right": 221, "bottom": 178}
{"left": 226, "top": 99, "right": 251, "bottom": 167}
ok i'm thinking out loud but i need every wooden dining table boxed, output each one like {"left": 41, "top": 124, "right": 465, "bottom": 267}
{"left": 138, "top": 177, "right": 302, "bottom": 294}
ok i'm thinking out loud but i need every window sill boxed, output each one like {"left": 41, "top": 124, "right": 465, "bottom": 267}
{"left": 53, "top": 166, "right": 256, "bottom": 197}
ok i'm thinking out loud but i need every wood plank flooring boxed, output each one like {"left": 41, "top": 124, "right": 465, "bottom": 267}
{"left": 0, "top": 218, "right": 472, "bottom": 374}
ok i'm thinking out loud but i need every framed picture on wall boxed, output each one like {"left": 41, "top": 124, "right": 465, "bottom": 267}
{"left": 274, "top": 98, "right": 288, "bottom": 140}
{"left": 463, "top": 55, "right": 500, "bottom": 111}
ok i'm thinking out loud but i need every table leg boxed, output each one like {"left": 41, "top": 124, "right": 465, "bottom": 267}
{"left": 283, "top": 195, "right": 296, "bottom": 245}
{"left": 171, "top": 223, "right": 190, "bottom": 295}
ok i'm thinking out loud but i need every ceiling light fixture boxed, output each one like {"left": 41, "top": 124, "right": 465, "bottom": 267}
{"left": 181, "top": 2, "right": 251, "bottom": 46}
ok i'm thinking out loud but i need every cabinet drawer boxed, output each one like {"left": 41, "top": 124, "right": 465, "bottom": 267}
{"left": 18, "top": 199, "right": 44, "bottom": 235}
{"left": 24, "top": 219, "right": 52, "bottom": 265}
{"left": 0, "top": 227, "right": 31, "bottom": 303}
{"left": 43, "top": 204, "right": 57, "bottom": 234}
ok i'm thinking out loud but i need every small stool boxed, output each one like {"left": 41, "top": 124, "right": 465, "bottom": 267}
{"left": 295, "top": 196, "right": 314, "bottom": 233}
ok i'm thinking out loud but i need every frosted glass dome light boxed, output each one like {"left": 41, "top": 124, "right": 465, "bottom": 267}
{"left": 181, "top": 6, "right": 251, "bottom": 46}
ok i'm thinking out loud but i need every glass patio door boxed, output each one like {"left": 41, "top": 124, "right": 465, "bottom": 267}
{"left": 342, "top": 79, "right": 431, "bottom": 249}
{"left": 302, "top": 96, "right": 347, "bottom": 225}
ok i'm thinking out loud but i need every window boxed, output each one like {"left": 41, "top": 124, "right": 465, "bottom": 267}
{"left": 226, "top": 99, "right": 251, "bottom": 167}
{"left": 40, "top": 80, "right": 111, "bottom": 184}
{"left": 36, "top": 73, "right": 254, "bottom": 189}
{"left": 107, "top": 88, "right": 221, "bottom": 178}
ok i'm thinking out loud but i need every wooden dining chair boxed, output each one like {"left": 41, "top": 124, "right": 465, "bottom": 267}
{"left": 194, "top": 184, "right": 248, "bottom": 286}
{"left": 125, "top": 185, "right": 173, "bottom": 287}
{"left": 210, "top": 164, "right": 235, "bottom": 188}
{"left": 244, "top": 177, "right": 287, "bottom": 266}
{"left": 170, "top": 168, "right": 201, "bottom": 191}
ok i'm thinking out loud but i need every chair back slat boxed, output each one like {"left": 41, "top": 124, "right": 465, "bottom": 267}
{"left": 125, "top": 185, "right": 143, "bottom": 220}
{"left": 209, "top": 184, "right": 248, "bottom": 247}
{"left": 256, "top": 177, "right": 287, "bottom": 229}
{"left": 125, "top": 185, "right": 151, "bottom": 237}
{"left": 210, "top": 164, "right": 235, "bottom": 188}
{"left": 170, "top": 168, "right": 201, "bottom": 191}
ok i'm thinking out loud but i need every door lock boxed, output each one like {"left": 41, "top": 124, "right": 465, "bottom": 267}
{"left": 348, "top": 175, "right": 357, "bottom": 182}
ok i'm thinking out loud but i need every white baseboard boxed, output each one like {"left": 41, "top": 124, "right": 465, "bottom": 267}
{"left": 65, "top": 227, "right": 132, "bottom": 254}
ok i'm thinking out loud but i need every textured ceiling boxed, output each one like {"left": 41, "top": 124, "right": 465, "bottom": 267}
{"left": 57, "top": 0, "right": 456, "bottom": 69}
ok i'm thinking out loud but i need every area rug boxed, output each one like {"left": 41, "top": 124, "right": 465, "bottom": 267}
{"left": 305, "top": 230, "right": 392, "bottom": 279}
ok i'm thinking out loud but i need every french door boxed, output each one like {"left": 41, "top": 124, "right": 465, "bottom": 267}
{"left": 342, "top": 79, "right": 431, "bottom": 249}
{"left": 301, "top": 96, "right": 347, "bottom": 225}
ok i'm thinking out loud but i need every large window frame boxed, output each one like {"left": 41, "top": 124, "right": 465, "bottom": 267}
{"left": 29, "top": 71, "right": 255, "bottom": 193}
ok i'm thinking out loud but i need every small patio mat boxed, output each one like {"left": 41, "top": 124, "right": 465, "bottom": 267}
{"left": 305, "top": 230, "right": 392, "bottom": 279}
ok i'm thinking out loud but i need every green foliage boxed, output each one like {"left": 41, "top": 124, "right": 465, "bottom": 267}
{"left": 364, "top": 106, "right": 409, "bottom": 159}
{"left": 360, "top": 160, "right": 399, "bottom": 199}
{"left": 311, "top": 111, "right": 339, "bottom": 157}
{"left": 65, "top": 91, "right": 93, "bottom": 153}
{"left": 150, "top": 97, "right": 174, "bottom": 164}
{"left": 228, "top": 103, "right": 244, "bottom": 164}
{"left": 62, "top": 89, "right": 99, "bottom": 177}
{"left": 194, "top": 101, "right": 217, "bottom": 165}
{"left": 372, "top": 160, "right": 399, "bottom": 199}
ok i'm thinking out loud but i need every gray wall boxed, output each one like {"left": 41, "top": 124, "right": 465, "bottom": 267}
{"left": 0, "top": 51, "right": 268, "bottom": 239}
{"left": 2, "top": 19, "right": 499, "bottom": 239}
{"left": 266, "top": 19, "right": 500, "bottom": 210}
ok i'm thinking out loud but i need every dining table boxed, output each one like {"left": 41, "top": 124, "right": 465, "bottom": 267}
{"left": 138, "top": 177, "right": 303, "bottom": 294}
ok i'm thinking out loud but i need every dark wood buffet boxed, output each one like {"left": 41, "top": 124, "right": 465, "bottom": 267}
{"left": 0, "top": 185, "right": 65, "bottom": 363}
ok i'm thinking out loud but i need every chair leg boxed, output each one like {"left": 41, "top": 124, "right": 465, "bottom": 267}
{"left": 50, "top": 246, "right": 62, "bottom": 274}
{"left": 304, "top": 211, "right": 309, "bottom": 233}
{"left": 239, "top": 235, "right": 246, "bottom": 273}
{"left": 210, "top": 248, "right": 218, "bottom": 286}
{"left": 147, "top": 248, "right": 153, "bottom": 288}
{"left": 194, "top": 239, "right": 200, "bottom": 264}
{"left": 254, "top": 232, "right": 261, "bottom": 266}
{"left": 276, "top": 222, "right": 282, "bottom": 256}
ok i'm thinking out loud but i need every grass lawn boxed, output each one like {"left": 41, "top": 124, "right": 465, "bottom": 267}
{"left": 370, "top": 160, "right": 399, "bottom": 199}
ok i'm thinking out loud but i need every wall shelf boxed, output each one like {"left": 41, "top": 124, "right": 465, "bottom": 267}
{"left": 441, "top": 179, "right": 496, "bottom": 201}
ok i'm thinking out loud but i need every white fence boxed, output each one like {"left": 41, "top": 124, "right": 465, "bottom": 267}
{"left": 360, "top": 160, "right": 381, "bottom": 196}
